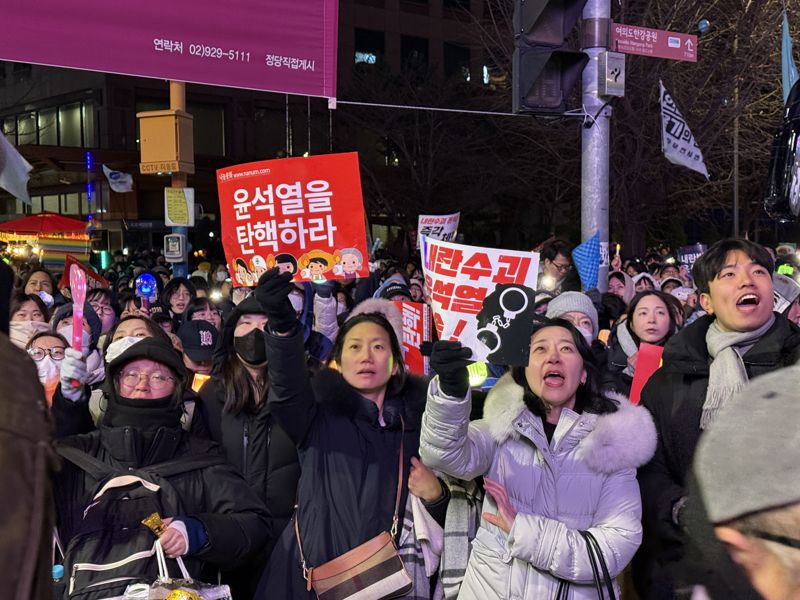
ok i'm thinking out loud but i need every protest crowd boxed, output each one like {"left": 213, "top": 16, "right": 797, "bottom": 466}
{"left": 4, "top": 229, "right": 800, "bottom": 600}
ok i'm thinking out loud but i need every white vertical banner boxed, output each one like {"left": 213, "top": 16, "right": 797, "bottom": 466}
{"left": 660, "top": 80, "right": 710, "bottom": 180}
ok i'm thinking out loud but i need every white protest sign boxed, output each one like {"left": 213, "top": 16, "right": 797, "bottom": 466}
{"left": 417, "top": 212, "right": 460, "bottom": 248}
{"left": 421, "top": 236, "right": 540, "bottom": 365}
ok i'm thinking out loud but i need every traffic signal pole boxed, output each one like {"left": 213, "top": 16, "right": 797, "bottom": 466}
{"left": 581, "top": 0, "right": 611, "bottom": 292}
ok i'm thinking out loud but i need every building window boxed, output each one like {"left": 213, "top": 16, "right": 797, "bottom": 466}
{"left": 401, "top": 35, "right": 429, "bottom": 70}
{"left": 444, "top": 43, "right": 471, "bottom": 81}
{"left": 17, "top": 112, "right": 36, "bottom": 145}
{"left": 59, "top": 103, "right": 82, "bottom": 147}
{"left": 63, "top": 193, "right": 81, "bottom": 215}
{"left": 42, "top": 195, "right": 60, "bottom": 213}
{"left": 38, "top": 108, "right": 57, "bottom": 145}
{"left": 191, "top": 103, "right": 225, "bottom": 156}
{"left": 12, "top": 62, "right": 32, "bottom": 84}
{"left": 355, "top": 29, "right": 385, "bottom": 65}
{"left": 82, "top": 100, "right": 96, "bottom": 148}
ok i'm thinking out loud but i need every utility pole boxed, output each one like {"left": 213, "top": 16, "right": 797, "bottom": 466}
{"left": 581, "top": 0, "right": 611, "bottom": 292}
{"left": 169, "top": 81, "right": 189, "bottom": 278}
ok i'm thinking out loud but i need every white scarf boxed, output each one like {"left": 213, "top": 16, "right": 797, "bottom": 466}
{"left": 702, "top": 314, "right": 775, "bottom": 429}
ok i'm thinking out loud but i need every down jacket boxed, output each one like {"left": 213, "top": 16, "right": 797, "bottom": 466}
{"left": 420, "top": 373, "right": 657, "bottom": 599}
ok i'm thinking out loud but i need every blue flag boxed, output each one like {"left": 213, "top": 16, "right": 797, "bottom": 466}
{"left": 572, "top": 232, "right": 600, "bottom": 291}
{"left": 783, "top": 11, "right": 799, "bottom": 103}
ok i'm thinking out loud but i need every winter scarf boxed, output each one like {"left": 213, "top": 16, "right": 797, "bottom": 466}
{"left": 616, "top": 322, "right": 640, "bottom": 377}
{"left": 439, "top": 478, "right": 482, "bottom": 600}
{"left": 398, "top": 496, "right": 444, "bottom": 600}
{"left": 702, "top": 314, "right": 775, "bottom": 429}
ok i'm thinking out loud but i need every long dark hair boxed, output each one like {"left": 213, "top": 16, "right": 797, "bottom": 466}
{"left": 511, "top": 318, "right": 617, "bottom": 418}
{"left": 329, "top": 312, "right": 407, "bottom": 397}
{"left": 625, "top": 290, "right": 678, "bottom": 346}
{"left": 217, "top": 301, "right": 268, "bottom": 415}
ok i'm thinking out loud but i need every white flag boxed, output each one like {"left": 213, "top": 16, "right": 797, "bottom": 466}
{"left": 660, "top": 80, "right": 710, "bottom": 180}
{"left": 0, "top": 133, "right": 33, "bottom": 204}
{"left": 102, "top": 164, "right": 134, "bottom": 193}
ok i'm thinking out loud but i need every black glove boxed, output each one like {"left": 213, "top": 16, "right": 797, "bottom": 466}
{"left": 255, "top": 267, "right": 297, "bottom": 333}
{"left": 430, "top": 341, "right": 472, "bottom": 398}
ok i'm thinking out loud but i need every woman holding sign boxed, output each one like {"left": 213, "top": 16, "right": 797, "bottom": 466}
{"left": 420, "top": 319, "right": 657, "bottom": 599}
{"left": 253, "top": 268, "right": 448, "bottom": 600}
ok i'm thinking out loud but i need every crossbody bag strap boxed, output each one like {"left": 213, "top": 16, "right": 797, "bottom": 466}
{"left": 295, "top": 415, "right": 407, "bottom": 588}
{"left": 583, "top": 530, "right": 616, "bottom": 600}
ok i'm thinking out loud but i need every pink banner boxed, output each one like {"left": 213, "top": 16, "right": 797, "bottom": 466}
{"left": 0, "top": 0, "right": 338, "bottom": 98}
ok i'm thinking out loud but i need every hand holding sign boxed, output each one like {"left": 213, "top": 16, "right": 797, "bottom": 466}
{"left": 430, "top": 341, "right": 472, "bottom": 398}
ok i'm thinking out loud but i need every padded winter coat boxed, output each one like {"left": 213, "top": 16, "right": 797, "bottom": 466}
{"left": 420, "top": 373, "right": 656, "bottom": 599}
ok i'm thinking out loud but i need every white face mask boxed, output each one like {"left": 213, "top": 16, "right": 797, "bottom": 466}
{"left": 578, "top": 326, "right": 594, "bottom": 345}
{"left": 35, "top": 356, "right": 60, "bottom": 386}
{"left": 57, "top": 326, "right": 92, "bottom": 352}
{"left": 9, "top": 320, "right": 51, "bottom": 349}
{"left": 105, "top": 336, "right": 145, "bottom": 364}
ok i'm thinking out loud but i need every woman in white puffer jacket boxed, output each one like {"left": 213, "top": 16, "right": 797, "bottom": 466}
{"left": 420, "top": 318, "right": 657, "bottom": 599}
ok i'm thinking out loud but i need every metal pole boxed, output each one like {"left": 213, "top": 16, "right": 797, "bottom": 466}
{"left": 733, "top": 33, "right": 740, "bottom": 238}
{"left": 169, "top": 81, "right": 189, "bottom": 278}
{"left": 581, "top": 0, "right": 611, "bottom": 292}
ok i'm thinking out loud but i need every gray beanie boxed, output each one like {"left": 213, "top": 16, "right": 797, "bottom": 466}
{"left": 773, "top": 273, "right": 800, "bottom": 313}
{"left": 695, "top": 365, "right": 800, "bottom": 523}
{"left": 545, "top": 291, "right": 599, "bottom": 337}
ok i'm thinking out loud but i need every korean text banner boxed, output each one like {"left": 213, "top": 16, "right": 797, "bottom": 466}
{"left": 421, "top": 236, "right": 540, "bottom": 366}
{"left": 416, "top": 212, "right": 460, "bottom": 248}
{"left": 217, "top": 152, "right": 369, "bottom": 286}
{"left": 0, "top": 0, "right": 338, "bottom": 99}
{"left": 392, "top": 301, "right": 433, "bottom": 375}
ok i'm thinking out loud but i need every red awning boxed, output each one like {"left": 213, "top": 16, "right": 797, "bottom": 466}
{"left": 0, "top": 212, "right": 87, "bottom": 234}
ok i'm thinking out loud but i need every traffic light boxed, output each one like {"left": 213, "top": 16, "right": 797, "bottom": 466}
{"left": 513, "top": 0, "right": 590, "bottom": 114}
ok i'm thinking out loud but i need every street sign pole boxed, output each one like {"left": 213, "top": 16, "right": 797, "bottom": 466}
{"left": 169, "top": 80, "right": 189, "bottom": 279}
{"left": 581, "top": 0, "right": 611, "bottom": 292}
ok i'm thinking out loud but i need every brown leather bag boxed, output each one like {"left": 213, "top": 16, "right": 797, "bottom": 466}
{"left": 295, "top": 418, "right": 412, "bottom": 600}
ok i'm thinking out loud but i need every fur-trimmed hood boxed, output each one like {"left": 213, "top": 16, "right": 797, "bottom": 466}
{"left": 483, "top": 373, "right": 656, "bottom": 473}
{"left": 312, "top": 367, "right": 429, "bottom": 429}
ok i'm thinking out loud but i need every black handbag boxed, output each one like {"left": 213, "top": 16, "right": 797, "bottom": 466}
{"left": 554, "top": 530, "right": 617, "bottom": 600}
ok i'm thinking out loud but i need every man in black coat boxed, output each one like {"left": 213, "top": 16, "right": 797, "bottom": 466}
{"left": 635, "top": 239, "right": 800, "bottom": 599}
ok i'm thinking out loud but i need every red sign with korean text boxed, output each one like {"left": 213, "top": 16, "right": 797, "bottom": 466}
{"left": 612, "top": 23, "right": 697, "bottom": 63}
{"left": 629, "top": 343, "right": 664, "bottom": 405}
{"left": 421, "top": 237, "right": 540, "bottom": 363}
{"left": 57, "top": 255, "right": 109, "bottom": 291}
{"left": 217, "top": 153, "right": 369, "bottom": 286}
{"left": 392, "top": 301, "right": 432, "bottom": 375}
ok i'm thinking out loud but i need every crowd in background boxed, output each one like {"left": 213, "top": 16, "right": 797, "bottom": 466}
{"left": 3, "top": 236, "right": 800, "bottom": 600}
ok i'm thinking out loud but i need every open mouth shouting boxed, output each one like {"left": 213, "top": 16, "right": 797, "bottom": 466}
{"left": 735, "top": 293, "right": 760, "bottom": 313}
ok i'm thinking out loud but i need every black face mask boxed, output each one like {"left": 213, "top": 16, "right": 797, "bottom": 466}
{"left": 234, "top": 329, "right": 267, "bottom": 365}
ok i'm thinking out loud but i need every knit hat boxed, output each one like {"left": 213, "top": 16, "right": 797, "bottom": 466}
{"left": 347, "top": 298, "right": 403, "bottom": 347}
{"left": 773, "top": 273, "right": 800, "bottom": 313}
{"left": 545, "top": 291, "right": 599, "bottom": 337}
{"left": 107, "top": 336, "right": 187, "bottom": 385}
{"left": 695, "top": 365, "right": 800, "bottom": 523}
{"left": 52, "top": 302, "right": 102, "bottom": 349}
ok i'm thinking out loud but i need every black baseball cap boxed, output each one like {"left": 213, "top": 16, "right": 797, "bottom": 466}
{"left": 177, "top": 320, "right": 219, "bottom": 362}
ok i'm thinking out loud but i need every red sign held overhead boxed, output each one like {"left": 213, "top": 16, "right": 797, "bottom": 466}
{"left": 612, "top": 23, "right": 698, "bottom": 63}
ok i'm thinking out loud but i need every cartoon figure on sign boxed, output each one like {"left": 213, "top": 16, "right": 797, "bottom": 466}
{"left": 267, "top": 253, "right": 298, "bottom": 276}
{"left": 333, "top": 248, "right": 364, "bottom": 280}
{"left": 249, "top": 255, "right": 268, "bottom": 280}
{"left": 234, "top": 258, "right": 255, "bottom": 287}
{"left": 475, "top": 283, "right": 537, "bottom": 366}
{"left": 299, "top": 250, "right": 339, "bottom": 282}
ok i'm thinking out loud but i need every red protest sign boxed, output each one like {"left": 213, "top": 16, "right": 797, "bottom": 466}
{"left": 57, "top": 255, "right": 109, "bottom": 291}
{"left": 612, "top": 23, "right": 697, "bottom": 63}
{"left": 392, "top": 301, "right": 433, "bottom": 375}
{"left": 217, "top": 152, "right": 369, "bottom": 286}
{"left": 629, "top": 342, "right": 664, "bottom": 405}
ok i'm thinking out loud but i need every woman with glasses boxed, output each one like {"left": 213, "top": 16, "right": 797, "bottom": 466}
{"left": 87, "top": 288, "right": 120, "bottom": 338}
{"left": 54, "top": 337, "right": 270, "bottom": 600}
{"left": 25, "top": 331, "right": 68, "bottom": 405}
{"left": 185, "top": 297, "right": 222, "bottom": 331}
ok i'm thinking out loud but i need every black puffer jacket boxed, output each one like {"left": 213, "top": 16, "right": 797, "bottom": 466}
{"left": 198, "top": 296, "right": 300, "bottom": 597}
{"left": 256, "top": 328, "right": 429, "bottom": 599}
{"left": 635, "top": 313, "right": 800, "bottom": 599}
